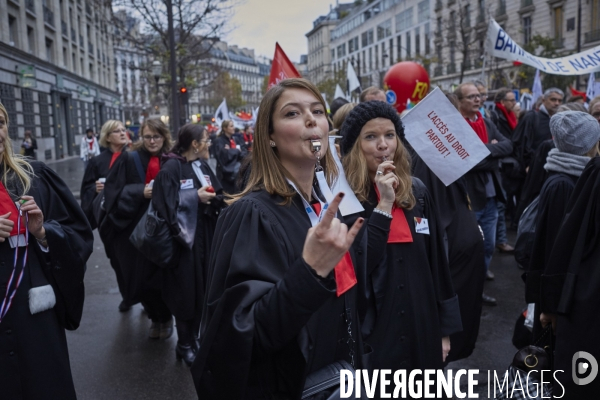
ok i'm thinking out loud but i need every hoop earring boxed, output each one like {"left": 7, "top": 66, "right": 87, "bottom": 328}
{"left": 194, "top": 148, "right": 199, "bottom": 154}
{"left": 269, "top": 140, "right": 276, "bottom": 147}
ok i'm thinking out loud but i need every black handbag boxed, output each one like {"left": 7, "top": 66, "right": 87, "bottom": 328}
{"left": 129, "top": 163, "right": 198, "bottom": 267}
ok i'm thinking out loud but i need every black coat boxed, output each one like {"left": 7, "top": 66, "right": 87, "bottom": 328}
{"left": 152, "top": 158, "right": 225, "bottom": 320}
{"left": 515, "top": 139, "right": 555, "bottom": 221}
{"left": 412, "top": 155, "right": 485, "bottom": 362}
{"left": 103, "top": 149, "right": 155, "bottom": 304}
{"left": 512, "top": 110, "right": 551, "bottom": 172}
{"left": 213, "top": 134, "right": 248, "bottom": 193}
{"left": 360, "top": 182, "right": 462, "bottom": 372}
{"left": 191, "top": 188, "right": 367, "bottom": 399}
{"left": 542, "top": 158, "right": 600, "bottom": 398}
{"left": 0, "top": 162, "right": 93, "bottom": 400}
{"left": 80, "top": 149, "right": 120, "bottom": 229}
{"left": 463, "top": 118, "right": 513, "bottom": 211}
{"left": 490, "top": 107, "right": 515, "bottom": 140}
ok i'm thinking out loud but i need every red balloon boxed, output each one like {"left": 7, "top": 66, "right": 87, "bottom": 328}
{"left": 383, "top": 62, "right": 430, "bottom": 113}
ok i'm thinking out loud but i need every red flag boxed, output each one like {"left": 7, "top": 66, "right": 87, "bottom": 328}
{"left": 512, "top": 61, "right": 523, "bottom": 66}
{"left": 268, "top": 42, "right": 301, "bottom": 89}
{"left": 569, "top": 86, "right": 587, "bottom": 101}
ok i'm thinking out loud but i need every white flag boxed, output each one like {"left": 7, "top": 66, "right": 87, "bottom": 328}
{"left": 334, "top": 84, "right": 346, "bottom": 100}
{"left": 347, "top": 62, "right": 361, "bottom": 93}
{"left": 587, "top": 72, "right": 596, "bottom": 101}
{"left": 531, "top": 69, "right": 543, "bottom": 105}
{"left": 214, "top": 98, "right": 229, "bottom": 127}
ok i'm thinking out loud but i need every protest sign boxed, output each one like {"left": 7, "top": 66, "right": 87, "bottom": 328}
{"left": 401, "top": 87, "right": 490, "bottom": 186}
{"left": 486, "top": 18, "right": 600, "bottom": 76}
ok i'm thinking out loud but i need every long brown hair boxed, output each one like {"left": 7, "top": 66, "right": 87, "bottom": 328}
{"left": 133, "top": 118, "right": 172, "bottom": 154}
{"left": 342, "top": 135, "right": 416, "bottom": 209}
{"left": 228, "top": 78, "right": 338, "bottom": 205}
{"left": 0, "top": 103, "right": 33, "bottom": 194}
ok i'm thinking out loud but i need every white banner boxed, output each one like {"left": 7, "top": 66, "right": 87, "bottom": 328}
{"left": 401, "top": 88, "right": 490, "bottom": 186}
{"left": 328, "top": 136, "right": 364, "bottom": 216}
{"left": 486, "top": 18, "right": 600, "bottom": 76}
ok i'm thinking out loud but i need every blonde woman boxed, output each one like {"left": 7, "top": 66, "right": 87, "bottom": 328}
{"left": 191, "top": 79, "right": 365, "bottom": 398}
{"left": 340, "top": 101, "right": 461, "bottom": 374}
{"left": 0, "top": 104, "right": 93, "bottom": 398}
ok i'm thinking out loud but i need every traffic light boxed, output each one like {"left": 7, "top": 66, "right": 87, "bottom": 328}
{"left": 180, "top": 87, "right": 187, "bottom": 94}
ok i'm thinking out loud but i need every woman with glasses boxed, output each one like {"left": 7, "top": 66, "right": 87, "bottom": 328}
{"left": 214, "top": 120, "right": 248, "bottom": 194}
{"left": 80, "top": 120, "right": 129, "bottom": 310}
{"left": 104, "top": 119, "right": 174, "bottom": 340}
{"left": 152, "top": 124, "right": 223, "bottom": 366}
{"left": 0, "top": 103, "right": 93, "bottom": 399}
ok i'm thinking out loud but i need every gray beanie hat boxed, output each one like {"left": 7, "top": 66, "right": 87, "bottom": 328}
{"left": 549, "top": 111, "right": 600, "bottom": 155}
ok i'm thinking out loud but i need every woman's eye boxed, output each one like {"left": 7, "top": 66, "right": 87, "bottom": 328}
{"left": 312, "top": 109, "right": 324, "bottom": 115}
{"left": 365, "top": 134, "right": 375, "bottom": 140}
{"left": 285, "top": 111, "right": 298, "bottom": 117}
{"left": 386, "top": 133, "right": 396, "bottom": 138}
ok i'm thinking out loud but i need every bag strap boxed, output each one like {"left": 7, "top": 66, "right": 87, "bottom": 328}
{"left": 130, "top": 151, "right": 146, "bottom": 183}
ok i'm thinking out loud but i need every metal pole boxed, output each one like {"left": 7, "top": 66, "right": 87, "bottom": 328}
{"left": 167, "top": 0, "right": 180, "bottom": 137}
{"left": 576, "top": 0, "right": 582, "bottom": 90}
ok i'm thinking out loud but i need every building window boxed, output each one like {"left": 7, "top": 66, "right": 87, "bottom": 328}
{"left": 27, "top": 27, "right": 35, "bottom": 54}
{"left": 362, "top": 29, "right": 374, "bottom": 48}
{"left": 554, "top": 7, "right": 563, "bottom": 44}
{"left": 424, "top": 23, "right": 431, "bottom": 54}
{"left": 39, "top": 93, "right": 51, "bottom": 138}
{"left": 22, "top": 89, "right": 35, "bottom": 134}
{"left": 389, "top": 38, "right": 394, "bottom": 63}
{"left": 377, "top": 19, "right": 392, "bottom": 41}
{"left": 450, "top": 11, "right": 456, "bottom": 31}
{"left": 395, "top": 8, "right": 413, "bottom": 33}
{"left": 450, "top": 40, "right": 456, "bottom": 64}
{"left": 8, "top": 15, "right": 18, "bottom": 46}
{"left": 523, "top": 16, "right": 532, "bottom": 45}
{"left": 369, "top": 47, "right": 373, "bottom": 71}
{"left": 418, "top": 0, "right": 429, "bottom": 23}
{"left": 397, "top": 35, "right": 402, "bottom": 60}
{"left": 463, "top": 4, "right": 471, "bottom": 28}
{"left": 45, "top": 39, "right": 54, "bottom": 62}
{"left": 406, "top": 31, "right": 411, "bottom": 58}
{"left": 375, "top": 44, "right": 379, "bottom": 70}
{"left": 415, "top": 27, "right": 421, "bottom": 56}
{"left": 593, "top": 0, "right": 600, "bottom": 31}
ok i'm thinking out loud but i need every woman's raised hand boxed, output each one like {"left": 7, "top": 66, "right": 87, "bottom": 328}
{"left": 19, "top": 196, "right": 45, "bottom": 240}
{"left": 0, "top": 213, "right": 14, "bottom": 242}
{"left": 374, "top": 161, "right": 398, "bottom": 214}
{"left": 302, "top": 193, "right": 364, "bottom": 278}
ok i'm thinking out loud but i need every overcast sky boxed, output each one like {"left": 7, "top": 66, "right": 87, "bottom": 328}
{"left": 227, "top": 0, "right": 336, "bottom": 62}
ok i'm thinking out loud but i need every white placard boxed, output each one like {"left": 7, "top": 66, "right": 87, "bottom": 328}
{"left": 329, "top": 136, "right": 364, "bottom": 216}
{"left": 486, "top": 18, "right": 600, "bottom": 76}
{"left": 401, "top": 87, "right": 490, "bottom": 186}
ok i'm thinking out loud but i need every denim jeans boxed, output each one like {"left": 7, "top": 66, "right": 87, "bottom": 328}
{"left": 496, "top": 200, "right": 508, "bottom": 245}
{"left": 475, "top": 197, "right": 498, "bottom": 271}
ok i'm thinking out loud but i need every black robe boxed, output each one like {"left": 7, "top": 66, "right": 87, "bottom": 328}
{"left": 541, "top": 158, "right": 600, "bottom": 398}
{"left": 213, "top": 134, "right": 248, "bottom": 194}
{"left": 360, "top": 182, "right": 462, "bottom": 374}
{"left": 151, "top": 158, "right": 225, "bottom": 321}
{"left": 412, "top": 156, "right": 485, "bottom": 362}
{"left": 103, "top": 149, "right": 154, "bottom": 305}
{"left": 0, "top": 162, "right": 93, "bottom": 399}
{"left": 191, "top": 188, "right": 367, "bottom": 399}
{"left": 80, "top": 149, "right": 118, "bottom": 229}
{"left": 512, "top": 110, "right": 551, "bottom": 173}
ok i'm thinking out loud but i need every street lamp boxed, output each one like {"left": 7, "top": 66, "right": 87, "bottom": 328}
{"left": 152, "top": 60, "right": 162, "bottom": 94}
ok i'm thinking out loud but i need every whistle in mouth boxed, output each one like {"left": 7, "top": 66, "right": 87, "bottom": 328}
{"left": 383, "top": 156, "right": 388, "bottom": 161}
{"left": 311, "top": 140, "right": 322, "bottom": 153}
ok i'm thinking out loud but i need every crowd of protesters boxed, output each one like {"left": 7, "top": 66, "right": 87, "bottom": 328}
{"left": 1, "top": 73, "right": 600, "bottom": 399}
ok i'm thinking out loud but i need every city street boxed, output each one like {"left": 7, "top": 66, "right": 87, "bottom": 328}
{"left": 49, "top": 157, "right": 526, "bottom": 399}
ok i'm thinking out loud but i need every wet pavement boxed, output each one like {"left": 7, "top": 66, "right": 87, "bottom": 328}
{"left": 48, "top": 158, "right": 526, "bottom": 399}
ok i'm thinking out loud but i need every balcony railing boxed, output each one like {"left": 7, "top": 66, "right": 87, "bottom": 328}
{"left": 25, "top": 0, "right": 35, "bottom": 13}
{"left": 62, "top": 21, "right": 68, "bottom": 37}
{"left": 521, "top": 0, "right": 533, "bottom": 8}
{"left": 43, "top": 6, "right": 54, "bottom": 27}
{"left": 434, "top": 66, "right": 443, "bottom": 77}
{"left": 447, "top": 63, "right": 457, "bottom": 74}
{"left": 585, "top": 29, "right": 600, "bottom": 43}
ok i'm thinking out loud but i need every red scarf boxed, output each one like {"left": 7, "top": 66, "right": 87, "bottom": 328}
{"left": 374, "top": 185, "right": 413, "bottom": 243}
{"left": 87, "top": 137, "right": 95, "bottom": 151}
{"left": 109, "top": 151, "right": 121, "bottom": 169}
{"left": 243, "top": 132, "right": 252, "bottom": 144}
{"left": 145, "top": 156, "right": 160, "bottom": 184}
{"left": 311, "top": 202, "right": 357, "bottom": 296}
{"left": 0, "top": 182, "right": 26, "bottom": 236}
{"left": 229, "top": 138, "right": 237, "bottom": 149}
{"left": 495, "top": 102, "right": 517, "bottom": 130}
{"left": 465, "top": 111, "right": 489, "bottom": 144}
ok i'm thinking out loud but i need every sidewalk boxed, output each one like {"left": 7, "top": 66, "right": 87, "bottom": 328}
{"left": 46, "top": 156, "right": 84, "bottom": 199}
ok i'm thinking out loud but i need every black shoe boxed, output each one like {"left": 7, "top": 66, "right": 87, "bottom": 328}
{"left": 482, "top": 293, "right": 497, "bottom": 306}
{"left": 486, "top": 270, "right": 495, "bottom": 280}
{"left": 118, "top": 301, "right": 131, "bottom": 312}
{"left": 159, "top": 319, "right": 174, "bottom": 340}
{"left": 176, "top": 344, "right": 196, "bottom": 367}
{"left": 149, "top": 322, "right": 160, "bottom": 339}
